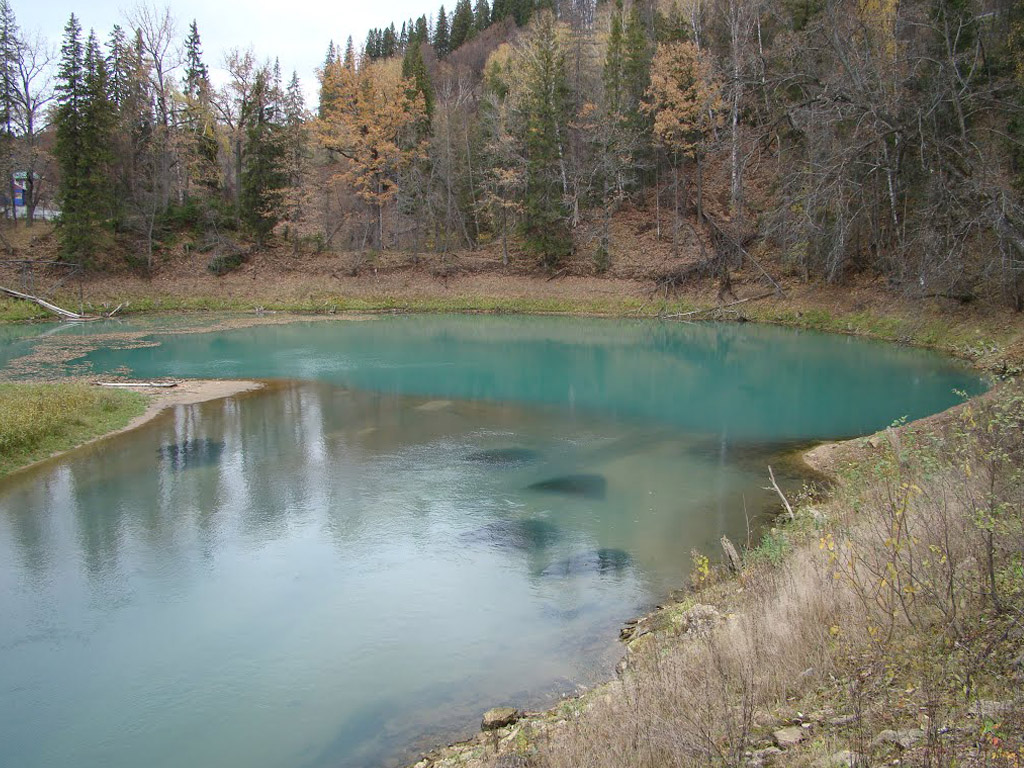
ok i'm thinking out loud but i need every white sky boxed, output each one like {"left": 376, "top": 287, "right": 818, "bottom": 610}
{"left": 16, "top": 0, "right": 433, "bottom": 107}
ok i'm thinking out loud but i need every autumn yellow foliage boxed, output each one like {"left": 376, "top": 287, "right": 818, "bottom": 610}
{"left": 317, "top": 58, "right": 426, "bottom": 246}
{"left": 643, "top": 41, "right": 724, "bottom": 160}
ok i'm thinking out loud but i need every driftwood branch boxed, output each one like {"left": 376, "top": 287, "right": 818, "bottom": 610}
{"left": 0, "top": 285, "right": 93, "bottom": 321}
{"left": 702, "top": 213, "right": 786, "bottom": 297}
{"left": 96, "top": 381, "right": 178, "bottom": 389}
{"left": 720, "top": 535, "right": 743, "bottom": 574}
{"left": 766, "top": 465, "right": 795, "bottom": 522}
{"left": 653, "top": 213, "right": 786, "bottom": 298}
{"left": 661, "top": 290, "right": 776, "bottom": 320}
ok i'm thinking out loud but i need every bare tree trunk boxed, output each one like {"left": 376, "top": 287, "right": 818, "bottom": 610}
{"left": 696, "top": 155, "right": 704, "bottom": 222}
{"left": 501, "top": 207, "right": 509, "bottom": 266}
{"left": 727, "top": 0, "right": 745, "bottom": 224}
{"left": 464, "top": 125, "right": 480, "bottom": 245}
{"left": 234, "top": 138, "right": 243, "bottom": 228}
{"left": 25, "top": 176, "right": 37, "bottom": 226}
{"left": 377, "top": 177, "right": 385, "bottom": 250}
{"left": 673, "top": 162, "right": 680, "bottom": 257}
{"left": 655, "top": 163, "right": 662, "bottom": 241}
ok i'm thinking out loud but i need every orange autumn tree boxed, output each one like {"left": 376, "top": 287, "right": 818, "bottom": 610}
{"left": 643, "top": 41, "right": 724, "bottom": 251}
{"left": 317, "top": 56, "right": 426, "bottom": 250}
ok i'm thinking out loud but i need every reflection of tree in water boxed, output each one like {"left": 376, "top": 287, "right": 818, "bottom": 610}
{"left": 158, "top": 438, "right": 224, "bottom": 472}
{"left": 71, "top": 470, "right": 129, "bottom": 580}
{"left": 2, "top": 472, "right": 74, "bottom": 580}
{"left": 463, "top": 517, "right": 563, "bottom": 565}
{"left": 539, "top": 548, "right": 633, "bottom": 579}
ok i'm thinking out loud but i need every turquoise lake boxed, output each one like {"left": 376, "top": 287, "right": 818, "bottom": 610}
{"left": 0, "top": 315, "right": 985, "bottom": 768}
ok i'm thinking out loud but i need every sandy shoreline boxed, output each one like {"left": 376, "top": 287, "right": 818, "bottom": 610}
{"left": 115, "top": 378, "right": 264, "bottom": 434}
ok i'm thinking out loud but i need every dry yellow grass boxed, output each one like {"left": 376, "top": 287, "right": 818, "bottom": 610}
{"left": 0, "top": 382, "right": 147, "bottom": 477}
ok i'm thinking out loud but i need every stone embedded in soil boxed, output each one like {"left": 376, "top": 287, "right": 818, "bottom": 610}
{"left": 748, "top": 746, "right": 783, "bottom": 766}
{"left": 773, "top": 726, "right": 807, "bottom": 749}
{"left": 481, "top": 707, "right": 520, "bottom": 731}
{"left": 812, "top": 749, "right": 861, "bottom": 768}
{"left": 493, "top": 755, "right": 530, "bottom": 768}
{"left": 673, "top": 603, "right": 721, "bottom": 637}
{"left": 968, "top": 699, "right": 1013, "bottom": 718}
{"left": 870, "top": 728, "right": 924, "bottom": 750}
{"left": 829, "top": 714, "right": 859, "bottom": 727}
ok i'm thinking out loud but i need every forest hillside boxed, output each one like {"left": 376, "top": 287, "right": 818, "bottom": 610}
{"left": 1, "top": 0, "right": 1022, "bottom": 308}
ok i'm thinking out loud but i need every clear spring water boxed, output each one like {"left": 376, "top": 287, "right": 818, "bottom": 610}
{"left": 0, "top": 315, "right": 984, "bottom": 768}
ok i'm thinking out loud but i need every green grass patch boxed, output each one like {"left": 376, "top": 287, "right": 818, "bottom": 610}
{"left": 745, "top": 526, "right": 793, "bottom": 568}
{"left": 0, "top": 297, "right": 50, "bottom": 323}
{"left": 62, "top": 293, "right": 668, "bottom": 318}
{"left": 0, "top": 382, "right": 148, "bottom": 477}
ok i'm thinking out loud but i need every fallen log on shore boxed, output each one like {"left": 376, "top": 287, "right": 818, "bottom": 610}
{"left": 0, "top": 285, "right": 95, "bottom": 321}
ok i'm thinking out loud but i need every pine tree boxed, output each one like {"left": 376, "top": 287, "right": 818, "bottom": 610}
{"left": 514, "top": 10, "right": 572, "bottom": 266}
{"left": 106, "top": 26, "right": 148, "bottom": 210}
{"left": 181, "top": 20, "right": 218, "bottom": 194}
{"left": 106, "top": 26, "right": 136, "bottom": 108}
{"left": 365, "top": 29, "right": 381, "bottom": 60}
{"left": 450, "top": 0, "right": 475, "bottom": 51}
{"left": 319, "top": 42, "right": 337, "bottom": 118}
{"left": 655, "top": 1, "right": 689, "bottom": 44}
{"left": 402, "top": 40, "right": 434, "bottom": 123}
{"left": 343, "top": 36, "right": 356, "bottom": 70}
{"left": 604, "top": 0, "right": 625, "bottom": 115}
{"left": 623, "top": 1, "right": 653, "bottom": 114}
{"left": 281, "top": 71, "right": 311, "bottom": 250}
{"left": 240, "top": 65, "right": 286, "bottom": 247}
{"left": 434, "top": 6, "right": 450, "bottom": 56}
{"left": 55, "top": 15, "right": 115, "bottom": 262}
{"left": 474, "top": 0, "right": 492, "bottom": 32}
{"left": 511, "top": 0, "right": 535, "bottom": 26}
{"left": 81, "top": 32, "right": 115, "bottom": 222}
{"left": 183, "top": 20, "right": 209, "bottom": 100}
{"left": 0, "top": 0, "right": 19, "bottom": 221}
{"left": 383, "top": 24, "right": 398, "bottom": 58}
{"left": 415, "top": 16, "right": 429, "bottom": 45}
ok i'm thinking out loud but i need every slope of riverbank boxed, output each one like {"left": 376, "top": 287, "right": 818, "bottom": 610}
{"left": 406, "top": 380, "right": 1024, "bottom": 768}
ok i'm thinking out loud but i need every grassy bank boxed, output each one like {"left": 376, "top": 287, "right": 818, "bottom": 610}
{"left": 0, "top": 292, "right": 662, "bottom": 322}
{"left": 0, "top": 382, "right": 148, "bottom": 477}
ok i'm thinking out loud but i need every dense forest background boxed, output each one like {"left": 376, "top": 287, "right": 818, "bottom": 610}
{"left": 4, "top": 0, "right": 1024, "bottom": 306}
